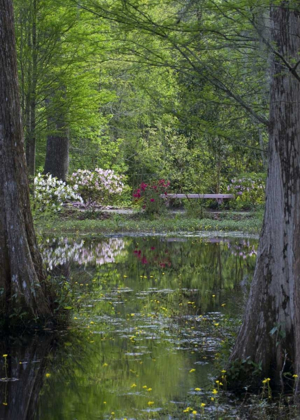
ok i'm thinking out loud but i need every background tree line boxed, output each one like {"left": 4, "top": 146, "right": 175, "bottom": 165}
{"left": 14, "top": 0, "right": 268, "bottom": 192}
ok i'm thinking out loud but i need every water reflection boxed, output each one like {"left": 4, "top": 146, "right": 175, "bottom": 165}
{"left": 41, "top": 238, "right": 126, "bottom": 270}
{"left": 4, "top": 236, "right": 258, "bottom": 419}
{"left": 0, "top": 335, "right": 56, "bottom": 420}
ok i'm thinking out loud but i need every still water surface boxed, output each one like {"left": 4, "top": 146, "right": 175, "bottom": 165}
{"left": 0, "top": 235, "right": 257, "bottom": 420}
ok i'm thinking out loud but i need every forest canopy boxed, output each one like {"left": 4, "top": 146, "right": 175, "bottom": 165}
{"left": 15, "top": 0, "right": 269, "bottom": 192}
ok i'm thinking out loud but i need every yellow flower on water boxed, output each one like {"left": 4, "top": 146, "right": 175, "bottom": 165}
{"left": 195, "top": 387, "right": 201, "bottom": 391}
{"left": 147, "top": 401, "right": 154, "bottom": 406}
{"left": 189, "top": 368, "right": 196, "bottom": 373}
{"left": 212, "top": 389, "right": 218, "bottom": 394}
{"left": 183, "top": 407, "right": 192, "bottom": 413}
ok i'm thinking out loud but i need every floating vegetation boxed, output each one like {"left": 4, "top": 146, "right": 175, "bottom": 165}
{"left": 2, "top": 236, "right": 295, "bottom": 418}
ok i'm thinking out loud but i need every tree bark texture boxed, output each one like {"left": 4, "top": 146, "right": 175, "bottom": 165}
{"left": 0, "top": 0, "right": 52, "bottom": 320}
{"left": 25, "top": 0, "right": 38, "bottom": 178}
{"left": 230, "top": 4, "right": 300, "bottom": 390}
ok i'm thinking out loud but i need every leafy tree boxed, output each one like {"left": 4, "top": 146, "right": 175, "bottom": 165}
{"left": 14, "top": 0, "right": 115, "bottom": 179}
{"left": 74, "top": 0, "right": 267, "bottom": 192}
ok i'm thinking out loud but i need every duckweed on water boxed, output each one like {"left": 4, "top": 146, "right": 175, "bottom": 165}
{"left": 0, "top": 235, "right": 298, "bottom": 419}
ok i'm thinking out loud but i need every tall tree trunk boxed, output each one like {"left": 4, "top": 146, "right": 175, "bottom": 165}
{"left": 0, "top": 0, "right": 53, "bottom": 322}
{"left": 44, "top": 115, "right": 69, "bottom": 182}
{"left": 25, "top": 0, "right": 38, "bottom": 179}
{"left": 229, "top": 4, "right": 300, "bottom": 390}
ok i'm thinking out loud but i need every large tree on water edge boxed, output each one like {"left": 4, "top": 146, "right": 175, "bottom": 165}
{"left": 229, "top": 3, "right": 300, "bottom": 390}
{"left": 0, "top": 0, "right": 53, "bottom": 323}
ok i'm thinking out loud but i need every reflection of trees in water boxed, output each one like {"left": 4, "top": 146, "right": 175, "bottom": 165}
{"left": 114, "top": 237, "right": 258, "bottom": 313}
{"left": 40, "top": 238, "right": 125, "bottom": 270}
{"left": 0, "top": 335, "right": 56, "bottom": 420}
{"left": 0, "top": 331, "right": 95, "bottom": 420}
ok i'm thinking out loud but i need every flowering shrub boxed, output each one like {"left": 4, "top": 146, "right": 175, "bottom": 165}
{"left": 69, "top": 168, "right": 125, "bottom": 206}
{"left": 33, "top": 173, "right": 83, "bottom": 213}
{"left": 133, "top": 179, "right": 170, "bottom": 214}
{"left": 226, "top": 176, "right": 265, "bottom": 209}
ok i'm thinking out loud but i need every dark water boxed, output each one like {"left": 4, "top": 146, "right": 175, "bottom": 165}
{"left": 0, "top": 235, "right": 258, "bottom": 420}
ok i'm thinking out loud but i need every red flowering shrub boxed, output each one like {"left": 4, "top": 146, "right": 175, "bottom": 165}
{"left": 133, "top": 179, "right": 170, "bottom": 214}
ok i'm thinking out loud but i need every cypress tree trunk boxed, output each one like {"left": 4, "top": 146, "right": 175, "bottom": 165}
{"left": 25, "top": 0, "right": 38, "bottom": 179}
{"left": 0, "top": 0, "right": 52, "bottom": 321}
{"left": 230, "top": 4, "right": 300, "bottom": 390}
{"left": 44, "top": 120, "right": 69, "bottom": 181}
{"left": 44, "top": 90, "right": 69, "bottom": 182}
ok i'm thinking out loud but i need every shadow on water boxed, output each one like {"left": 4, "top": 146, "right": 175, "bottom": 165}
{"left": 1, "top": 235, "right": 268, "bottom": 419}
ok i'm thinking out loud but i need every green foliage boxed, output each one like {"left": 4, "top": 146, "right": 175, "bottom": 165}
{"left": 35, "top": 210, "right": 262, "bottom": 236}
{"left": 184, "top": 200, "right": 206, "bottom": 219}
{"left": 226, "top": 173, "right": 266, "bottom": 210}
{"left": 15, "top": 0, "right": 268, "bottom": 196}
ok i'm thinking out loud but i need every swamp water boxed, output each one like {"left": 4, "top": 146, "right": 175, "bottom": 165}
{"left": 0, "top": 235, "right": 263, "bottom": 419}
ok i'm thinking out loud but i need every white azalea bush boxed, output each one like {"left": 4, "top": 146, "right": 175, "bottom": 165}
{"left": 33, "top": 173, "right": 83, "bottom": 213}
{"left": 68, "top": 168, "right": 126, "bottom": 206}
